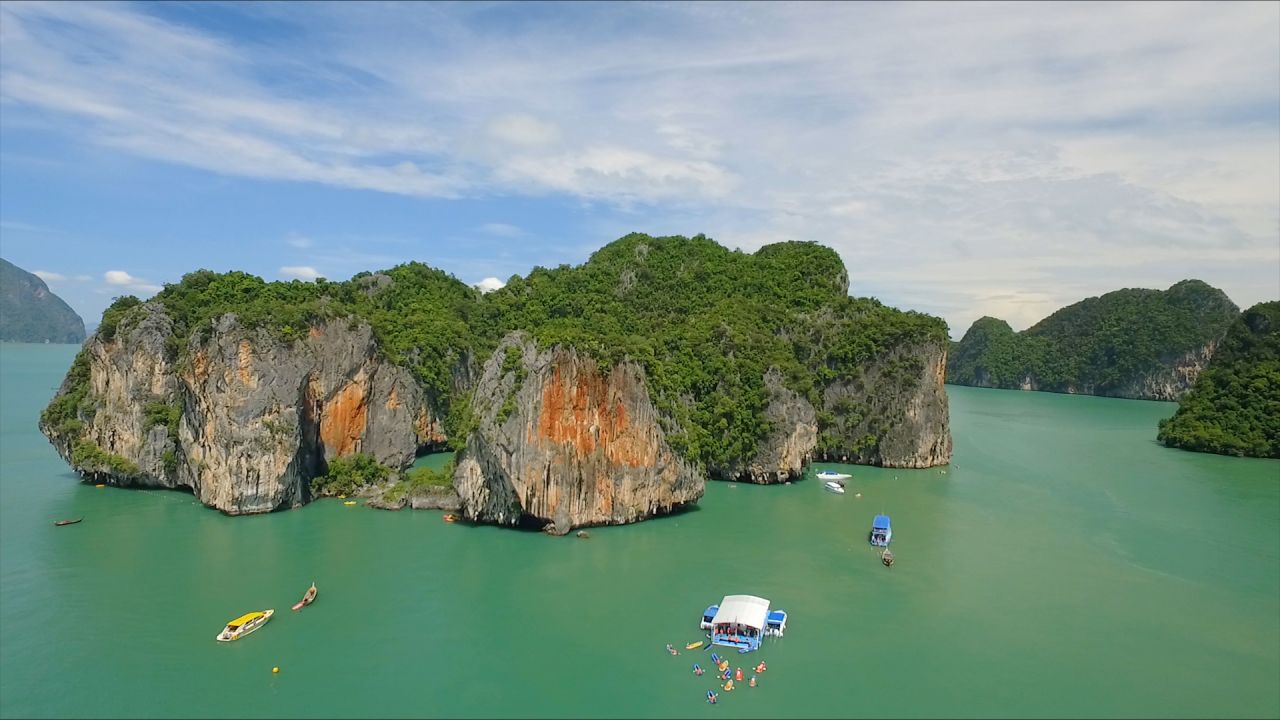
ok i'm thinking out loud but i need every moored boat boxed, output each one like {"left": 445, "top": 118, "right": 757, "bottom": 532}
{"left": 700, "top": 605, "right": 719, "bottom": 631}
{"left": 291, "top": 582, "right": 317, "bottom": 611}
{"left": 869, "top": 514, "right": 892, "bottom": 547}
{"left": 823, "top": 481, "right": 845, "bottom": 494}
{"left": 881, "top": 549, "right": 895, "bottom": 567}
{"left": 216, "top": 609, "right": 274, "bottom": 642}
{"left": 816, "top": 470, "right": 851, "bottom": 481}
{"left": 53, "top": 518, "right": 82, "bottom": 526}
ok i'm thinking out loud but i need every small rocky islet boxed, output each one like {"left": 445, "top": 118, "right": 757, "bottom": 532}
{"left": 38, "top": 233, "right": 952, "bottom": 533}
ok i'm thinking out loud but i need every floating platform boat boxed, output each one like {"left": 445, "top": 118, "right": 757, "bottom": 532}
{"left": 704, "top": 595, "right": 787, "bottom": 653}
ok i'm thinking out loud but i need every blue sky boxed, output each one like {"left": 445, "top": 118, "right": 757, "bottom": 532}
{"left": 1, "top": 1, "right": 1277, "bottom": 337}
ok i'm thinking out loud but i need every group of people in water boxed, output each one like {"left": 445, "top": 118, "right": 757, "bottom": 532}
{"left": 679, "top": 649, "right": 766, "bottom": 704}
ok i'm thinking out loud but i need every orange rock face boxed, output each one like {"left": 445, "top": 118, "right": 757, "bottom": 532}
{"left": 534, "top": 366, "right": 641, "bottom": 465}
{"left": 319, "top": 376, "right": 369, "bottom": 456}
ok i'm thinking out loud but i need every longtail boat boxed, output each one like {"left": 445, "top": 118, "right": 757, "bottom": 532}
{"left": 291, "top": 582, "right": 317, "bottom": 611}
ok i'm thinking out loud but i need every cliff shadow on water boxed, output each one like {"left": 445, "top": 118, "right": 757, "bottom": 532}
{"left": 38, "top": 233, "right": 952, "bottom": 533}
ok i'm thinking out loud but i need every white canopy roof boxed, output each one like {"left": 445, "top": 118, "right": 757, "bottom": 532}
{"left": 711, "top": 594, "right": 770, "bottom": 630}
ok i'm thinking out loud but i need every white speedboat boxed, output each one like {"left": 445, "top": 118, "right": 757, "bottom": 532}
{"left": 816, "top": 470, "right": 851, "bottom": 481}
{"left": 216, "top": 609, "right": 274, "bottom": 642}
{"left": 823, "top": 481, "right": 845, "bottom": 494}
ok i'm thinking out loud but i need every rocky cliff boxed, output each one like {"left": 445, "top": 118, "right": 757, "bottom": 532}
{"left": 946, "top": 280, "right": 1239, "bottom": 400}
{"left": 41, "top": 233, "right": 954, "bottom": 531}
{"left": 41, "top": 306, "right": 441, "bottom": 514}
{"left": 454, "top": 333, "right": 702, "bottom": 533}
{"left": 820, "top": 340, "right": 952, "bottom": 467}
{"left": 0, "top": 257, "right": 86, "bottom": 344}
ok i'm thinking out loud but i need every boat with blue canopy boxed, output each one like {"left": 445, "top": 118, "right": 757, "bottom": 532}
{"left": 869, "top": 514, "right": 892, "bottom": 547}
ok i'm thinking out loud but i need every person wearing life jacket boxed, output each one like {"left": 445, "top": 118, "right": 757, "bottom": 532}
{"left": 749, "top": 676, "right": 757, "bottom": 688}
{"left": 724, "top": 679, "right": 735, "bottom": 692}
{"left": 755, "top": 661, "right": 767, "bottom": 673}
{"left": 734, "top": 668, "right": 743, "bottom": 682}
{"left": 707, "top": 691, "right": 718, "bottom": 704}
{"left": 693, "top": 664, "right": 704, "bottom": 676}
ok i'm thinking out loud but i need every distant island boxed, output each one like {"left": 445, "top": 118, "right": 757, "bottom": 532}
{"left": 1157, "top": 301, "right": 1280, "bottom": 459}
{"left": 946, "top": 280, "right": 1239, "bottom": 400}
{"left": 0, "top": 258, "right": 86, "bottom": 344}
{"left": 39, "top": 233, "right": 952, "bottom": 533}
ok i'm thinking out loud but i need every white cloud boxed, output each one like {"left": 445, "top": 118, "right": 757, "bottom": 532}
{"left": 280, "top": 265, "right": 321, "bottom": 280}
{"left": 0, "top": 220, "right": 55, "bottom": 233}
{"left": 103, "top": 270, "right": 162, "bottom": 294}
{"left": 32, "top": 270, "right": 66, "bottom": 282}
{"left": 478, "top": 223, "right": 524, "bottom": 238}
{"left": 489, "top": 114, "right": 560, "bottom": 148}
{"left": 474, "top": 277, "right": 506, "bottom": 293}
{"left": 499, "top": 146, "right": 738, "bottom": 202}
{"left": 1, "top": 1, "right": 1276, "bottom": 333}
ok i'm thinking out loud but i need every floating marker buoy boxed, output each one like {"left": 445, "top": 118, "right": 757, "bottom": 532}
{"left": 272, "top": 667, "right": 279, "bottom": 674}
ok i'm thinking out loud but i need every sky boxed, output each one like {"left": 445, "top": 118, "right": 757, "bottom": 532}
{"left": 1, "top": 1, "right": 1277, "bottom": 338}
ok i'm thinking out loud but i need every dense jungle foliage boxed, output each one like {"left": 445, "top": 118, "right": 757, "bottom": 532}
{"left": 946, "top": 280, "right": 1239, "bottom": 395}
{"left": 53, "top": 233, "right": 948, "bottom": 473}
{"left": 1157, "top": 302, "right": 1280, "bottom": 459}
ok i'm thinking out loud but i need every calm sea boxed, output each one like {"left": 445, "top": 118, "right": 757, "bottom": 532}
{"left": 1, "top": 343, "right": 1276, "bottom": 718}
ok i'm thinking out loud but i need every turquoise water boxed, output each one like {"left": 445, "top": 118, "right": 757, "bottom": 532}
{"left": 1, "top": 343, "right": 1277, "bottom": 718}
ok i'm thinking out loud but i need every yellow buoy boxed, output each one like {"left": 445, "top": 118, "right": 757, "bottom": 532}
{"left": 272, "top": 667, "right": 279, "bottom": 674}
{"left": 95, "top": 484, "right": 105, "bottom": 488}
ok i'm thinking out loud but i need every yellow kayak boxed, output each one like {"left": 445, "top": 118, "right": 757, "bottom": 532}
{"left": 686, "top": 641, "right": 704, "bottom": 650}
{"left": 343, "top": 501, "right": 357, "bottom": 506}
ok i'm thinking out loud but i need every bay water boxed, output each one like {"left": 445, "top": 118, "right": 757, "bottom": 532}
{"left": 1, "top": 343, "right": 1276, "bottom": 718}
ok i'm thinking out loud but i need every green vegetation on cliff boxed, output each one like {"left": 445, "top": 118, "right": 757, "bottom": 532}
{"left": 474, "top": 234, "right": 946, "bottom": 469}
{"left": 0, "top": 258, "right": 86, "bottom": 344}
{"left": 947, "top": 280, "right": 1239, "bottom": 397}
{"left": 312, "top": 453, "right": 390, "bottom": 496}
{"left": 1157, "top": 302, "right": 1280, "bottom": 458}
{"left": 63, "top": 233, "right": 948, "bottom": 474}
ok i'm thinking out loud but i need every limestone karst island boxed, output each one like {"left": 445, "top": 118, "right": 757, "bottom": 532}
{"left": 38, "top": 234, "right": 952, "bottom": 532}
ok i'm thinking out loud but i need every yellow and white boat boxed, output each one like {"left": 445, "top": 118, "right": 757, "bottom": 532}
{"left": 216, "top": 609, "right": 274, "bottom": 642}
